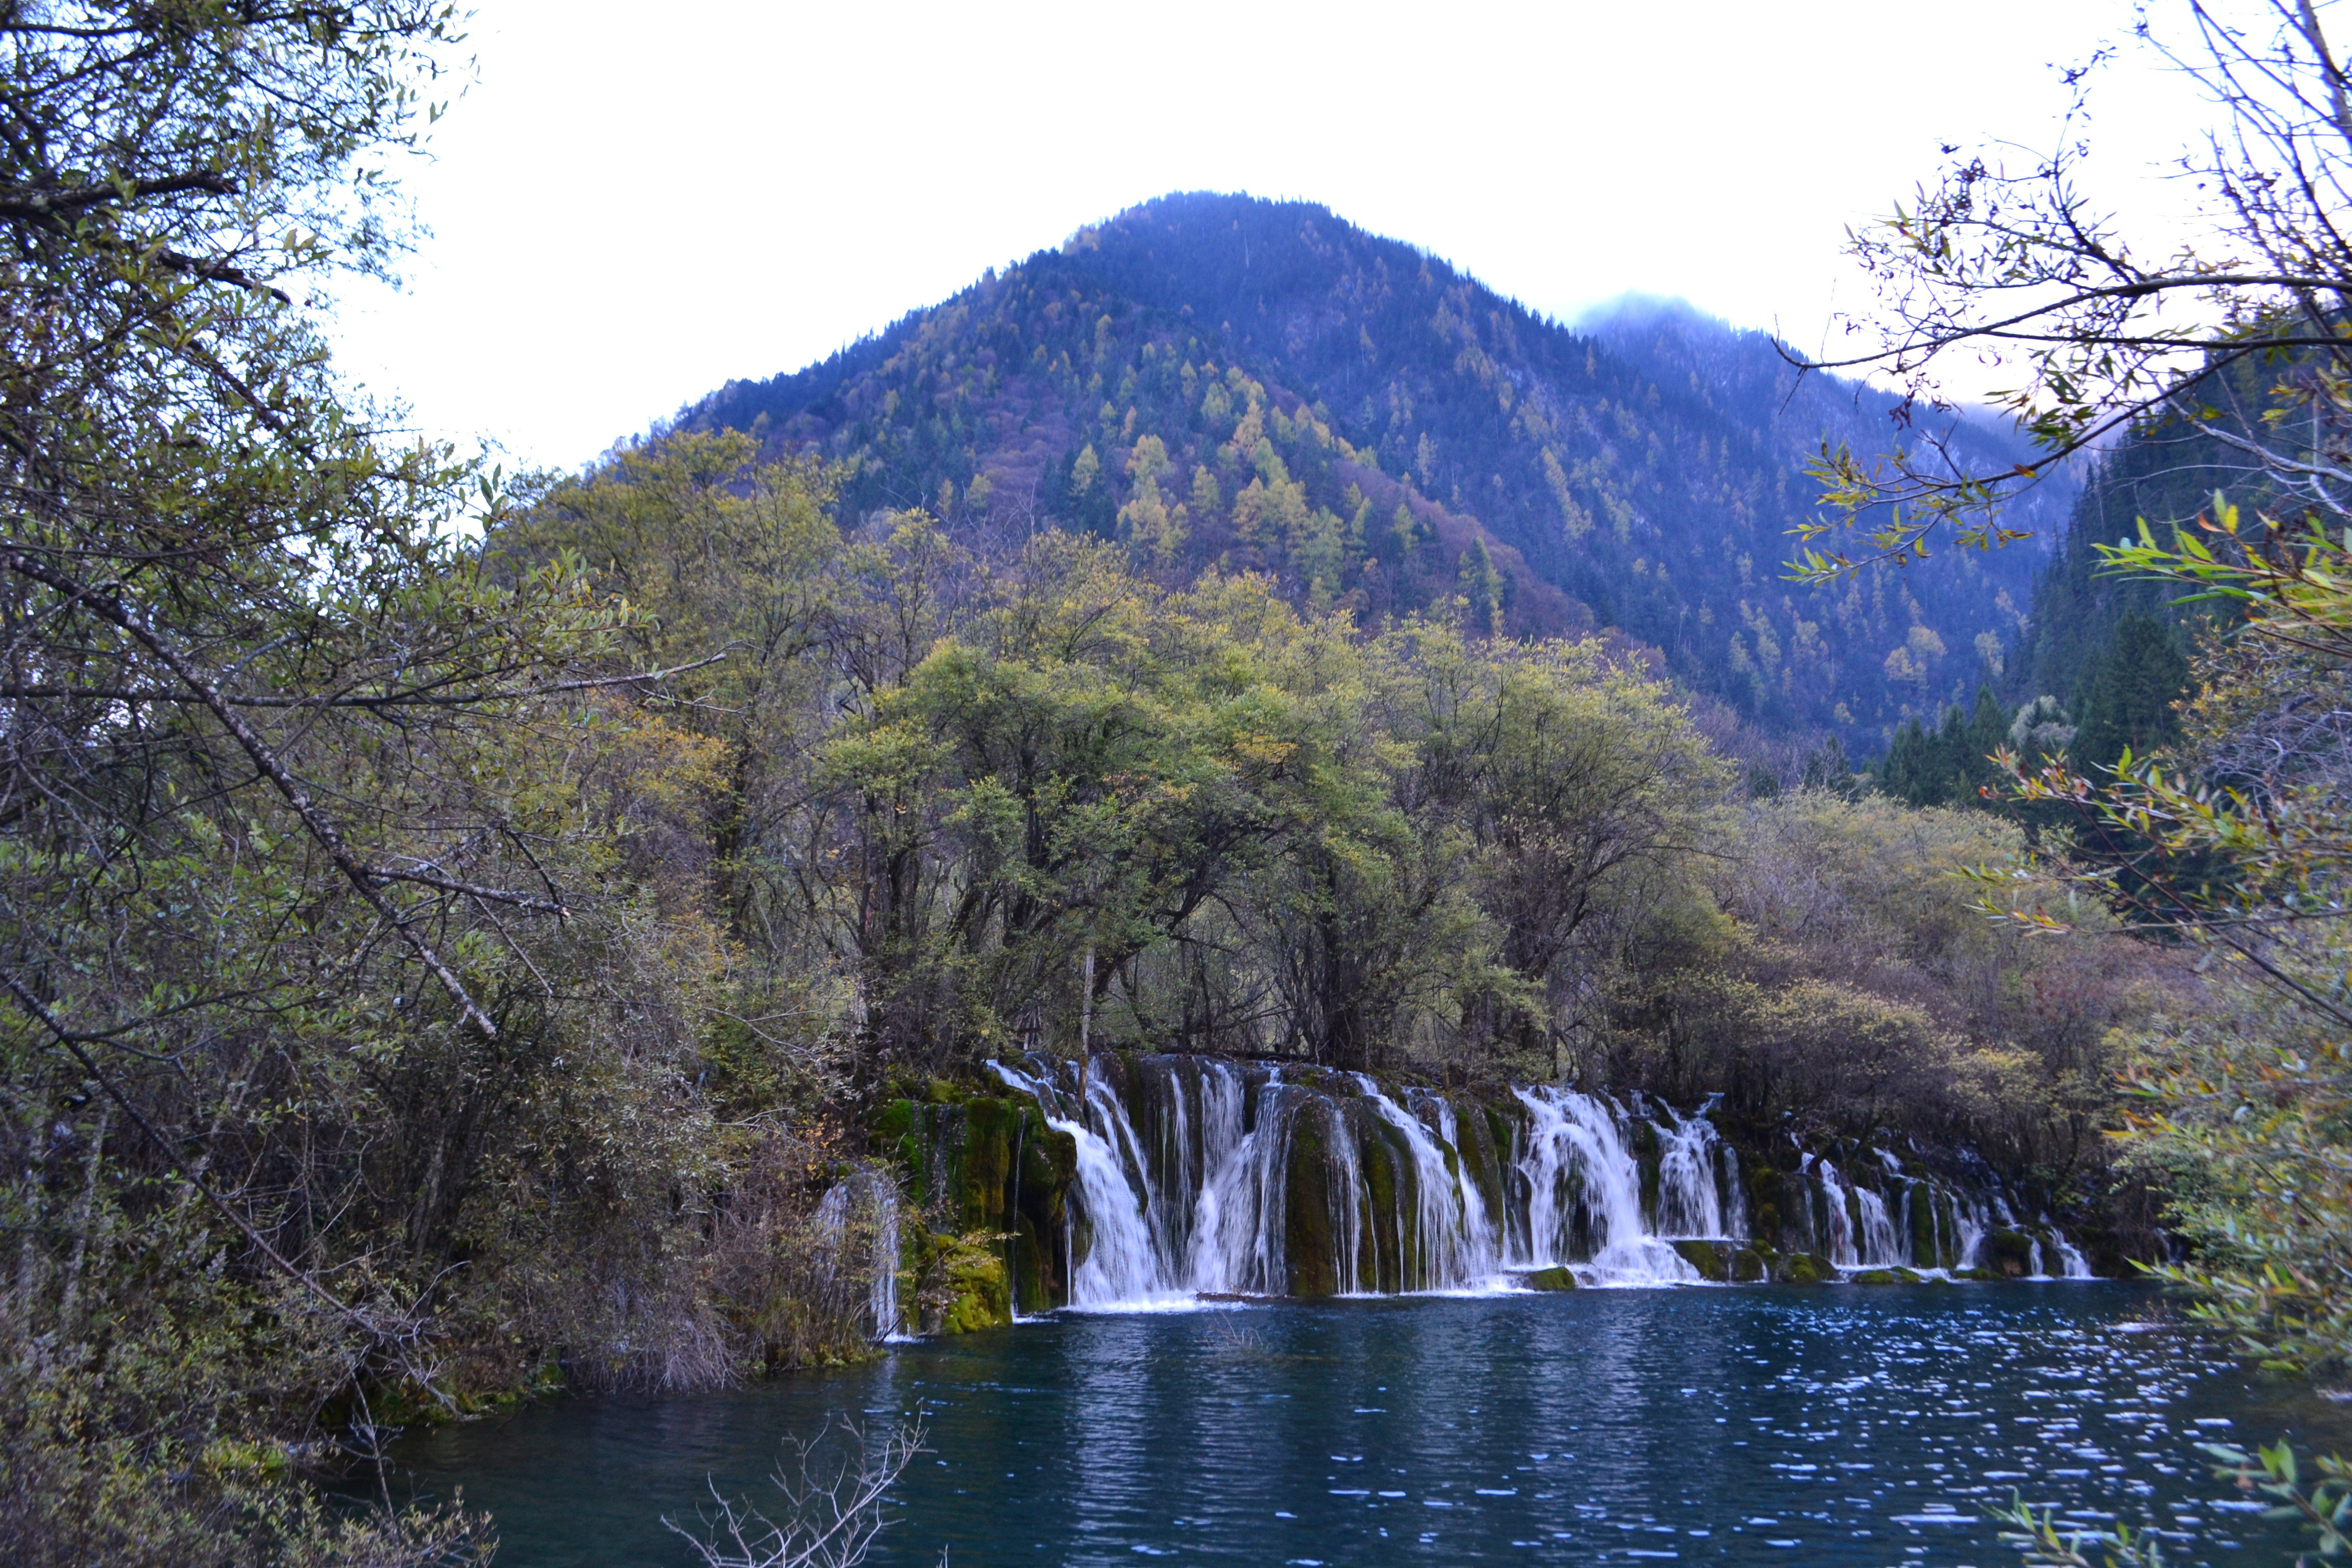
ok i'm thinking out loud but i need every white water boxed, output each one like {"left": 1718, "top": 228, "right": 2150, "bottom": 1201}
{"left": 1513, "top": 1087, "right": 1702, "bottom": 1285}
{"left": 1854, "top": 1187, "right": 1902, "bottom": 1268}
{"left": 981, "top": 1056, "right": 2097, "bottom": 1308}
{"left": 1357, "top": 1074, "right": 1493, "bottom": 1288}
{"left": 1654, "top": 1102, "right": 1731, "bottom": 1240}
{"left": 989, "top": 1059, "right": 1747, "bottom": 1305}
{"left": 1804, "top": 1155, "right": 1859, "bottom": 1267}
{"left": 1188, "top": 1072, "right": 1295, "bottom": 1295}
{"left": 1425, "top": 1095, "right": 1503, "bottom": 1279}
{"left": 989, "top": 1060, "right": 1188, "bottom": 1306}
{"left": 812, "top": 1167, "right": 903, "bottom": 1339}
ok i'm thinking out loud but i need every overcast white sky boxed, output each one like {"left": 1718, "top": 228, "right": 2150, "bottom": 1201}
{"left": 328, "top": 1, "right": 2204, "bottom": 473}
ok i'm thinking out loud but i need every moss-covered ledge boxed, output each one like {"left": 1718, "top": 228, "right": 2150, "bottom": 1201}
{"left": 872, "top": 1081, "right": 1079, "bottom": 1331}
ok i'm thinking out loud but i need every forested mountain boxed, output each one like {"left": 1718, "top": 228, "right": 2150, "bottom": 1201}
{"left": 2004, "top": 394, "right": 2249, "bottom": 712}
{"left": 687, "top": 193, "right": 2072, "bottom": 744}
{"left": 1877, "top": 383, "right": 2247, "bottom": 810}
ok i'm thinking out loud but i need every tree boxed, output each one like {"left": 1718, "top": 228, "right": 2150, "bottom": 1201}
{"left": 1795, "top": 1, "right": 2352, "bottom": 576}
{"left": 1800, "top": 0, "right": 2352, "bottom": 1370}
{"left": 0, "top": 10, "right": 838, "bottom": 1560}
{"left": 1995, "top": 499, "right": 2352, "bottom": 1368}
{"left": 2070, "top": 612, "right": 2192, "bottom": 776}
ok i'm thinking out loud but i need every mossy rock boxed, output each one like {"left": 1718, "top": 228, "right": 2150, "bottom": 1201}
{"left": 1775, "top": 1252, "right": 1835, "bottom": 1285}
{"left": 1672, "top": 1240, "right": 1730, "bottom": 1282}
{"left": 1283, "top": 1105, "right": 1337, "bottom": 1297}
{"left": 1986, "top": 1229, "right": 2036, "bottom": 1278}
{"left": 1851, "top": 1268, "right": 1908, "bottom": 1286}
{"left": 1359, "top": 1112, "right": 1404, "bottom": 1292}
{"left": 936, "top": 1232, "right": 1011, "bottom": 1334}
{"left": 1728, "top": 1248, "right": 1767, "bottom": 1283}
{"left": 870, "top": 1098, "right": 915, "bottom": 1147}
{"left": 1906, "top": 1184, "right": 1942, "bottom": 1266}
{"left": 1954, "top": 1266, "right": 2002, "bottom": 1282}
{"left": 1485, "top": 1104, "right": 1520, "bottom": 1167}
{"left": 1630, "top": 1120, "right": 1662, "bottom": 1228}
{"left": 1520, "top": 1266, "right": 1577, "bottom": 1291}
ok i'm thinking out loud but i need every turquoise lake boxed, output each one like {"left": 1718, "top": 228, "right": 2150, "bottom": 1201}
{"left": 382, "top": 1282, "right": 2348, "bottom": 1565}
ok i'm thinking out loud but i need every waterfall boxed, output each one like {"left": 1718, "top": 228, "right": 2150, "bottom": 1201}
{"left": 1785, "top": 1152, "right": 2099, "bottom": 1279}
{"left": 1953, "top": 1192, "right": 1990, "bottom": 1271}
{"left": 984, "top": 1057, "right": 1751, "bottom": 1305}
{"left": 1805, "top": 1156, "right": 1922, "bottom": 1269}
{"left": 1654, "top": 1102, "right": 1733, "bottom": 1240}
{"left": 813, "top": 1166, "right": 904, "bottom": 1340}
{"left": 1717, "top": 1138, "right": 1750, "bottom": 1240}
{"left": 2050, "top": 1233, "right": 2095, "bottom": 1279}
{"left": 1357, "top": 1075, "right": 1494, "bottom": 1289}
{"left": 990, "top": 1059, "right": 1185, "bottom": 1305}
{"left": 1513, "top": 1087, "right": 1701, "bottom": 1285}
{"left": 1188, "top": 1074, "right": 1297, "bottom": 1295}
{"left": 1853, "top": 1186, "right": 1902, "bottom": 1267}
{"left": 1804, "top": 1155, "right": 1858, "bottom": 1267}
{"left": 980, "top": 1055, "right": 2097, "bottom": 1307}
{"left": 1426, "top": 1095, "right": 1503, "bottom": 1279}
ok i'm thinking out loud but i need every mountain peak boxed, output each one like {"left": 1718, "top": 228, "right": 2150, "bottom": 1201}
{"left": 686, "top": 196, "right": 2072, "bottom": 743}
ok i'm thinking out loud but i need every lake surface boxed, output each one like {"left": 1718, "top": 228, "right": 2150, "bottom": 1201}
{"left": 384, "top": 1283, "right": 2350, "bottom": 1566}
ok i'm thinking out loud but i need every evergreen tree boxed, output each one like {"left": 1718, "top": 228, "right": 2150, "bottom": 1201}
{"left": 1873, "top": 688, "right": 2015, "bottom": 808}
{"left": 2071, "top": 612, "right": 2192, "bottom": 776}
{"left": 1459, "top": 536, "right": 1503, "bottom": 634}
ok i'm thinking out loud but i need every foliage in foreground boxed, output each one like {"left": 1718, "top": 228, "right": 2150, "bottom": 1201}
{"left": 664, "top": 1418, "right": 926, "bottom": 1568}
{"left": 1994, "top": 1440, "right": 2352, "bottom": 1568}
{"left": 1791, "top": 0, "right": 2352, "bottom": 1375}
{"left": 1974, "top": 498, "right": 2352, "bottom": 1370}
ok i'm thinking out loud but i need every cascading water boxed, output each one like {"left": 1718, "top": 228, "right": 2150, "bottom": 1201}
{"left": 990, "top": 1059, "right": 1184, "bottom": 1305}
{"left": 1784, "top": 1151, "right": 2098, "bottom": 1279}
{"left": 1188, "top": 1070, "right": 1297, "bottom": 1295}
{"left": 988, "top": 1057, "right": 1755, "bottom": 1306}
{"left": 1424, "top": 1094, "right": 1503, "bottom": 1279}
{"left": 1356, "top": 1074, "right": 1495, "bottom": 1289}
{"left": 1853, "top": 1187, "right": 1903, "bottom": 1268}
{"left": 1802, "top": 1154, "right": 1858, "bottom": 1267}
{"left": 981, "top": 1054, "right": 2099, "bottom": 1307}
{"left": 1512, "top": 1087, "right": 1702, "bottom": 1285}
{"left": 812, "top": 1166, "right": 903, "bottom": 1339}
{"left": 1653, "top": 1102, "right": 1733, "bottom": 1240}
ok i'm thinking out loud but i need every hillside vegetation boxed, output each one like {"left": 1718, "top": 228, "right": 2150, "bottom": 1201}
{"left": 691, "top": 194, "right": 2074, "bottom": 745}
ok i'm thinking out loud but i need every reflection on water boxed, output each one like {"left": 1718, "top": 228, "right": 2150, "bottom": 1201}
{"left": 382, "top": 1284, "right": 2349, "bottom": 1565}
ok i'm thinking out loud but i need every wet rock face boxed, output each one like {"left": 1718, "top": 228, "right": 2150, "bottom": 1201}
{"left": 1669, "top": 1240, "right": 1772, "bottom": 1284}
{"left": 1672, "top": 1240, "right": 1732, "bottom": 1281}
{"left": 1282, "top": 1100, "right": 1337, "bottom": 1299}
{"left": 1987, "top": 1229, "right": 2038, "bottom": 1279}
{"left": 872, "top": 1086, "right": 1079, "bottom": 1329}
{"left": 1850, "top": 1267, "right": 1936, "bottom": 1286}
{"left": 937, "top": 1235, "right": 1011, "bottom": 1333}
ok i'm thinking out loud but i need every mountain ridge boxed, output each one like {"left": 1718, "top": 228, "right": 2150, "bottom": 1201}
{"left": 687, "top": 192, "right": 2073, "bottom": 746}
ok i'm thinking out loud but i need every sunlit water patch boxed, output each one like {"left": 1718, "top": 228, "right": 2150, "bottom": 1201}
{"left": 379, "top": 1284, "right": 2348, "bottom": 1565}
